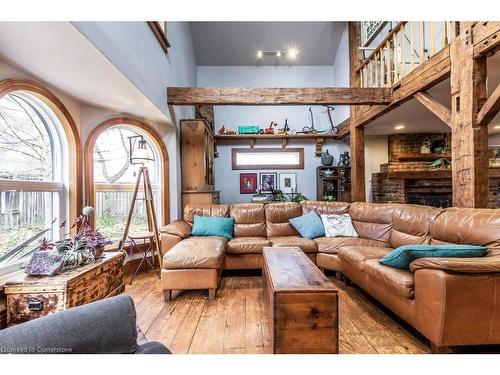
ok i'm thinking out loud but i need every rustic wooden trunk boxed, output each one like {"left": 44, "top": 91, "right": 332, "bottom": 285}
{"left": 263, "top": 247, "right": 339, "bottom": 354}
{"left": 4, "top": 252, "right": 125, "bottom": 327}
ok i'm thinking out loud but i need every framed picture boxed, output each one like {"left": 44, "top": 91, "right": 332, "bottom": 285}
{"left": 239, "top": 173, "right": 257, "bottom": 194}
{"left": 279, "top": 173, "right": 297, "bottom": 194}
{"left": 259, "top": 173, "right": 277, "bottom": 193}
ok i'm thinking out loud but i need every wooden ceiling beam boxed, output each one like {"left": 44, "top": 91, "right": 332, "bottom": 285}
{"left": 414, "top": 92, "right": 452, "bottom": 127}
{"left": 477, "top": 84, "right": 500, "bottom": 126}
{"left": 167, "top": 87, "right": 392, "bottom": 106}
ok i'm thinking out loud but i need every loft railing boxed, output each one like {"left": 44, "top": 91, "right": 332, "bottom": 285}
{"left": 357, "top": 21, "right": 453, "bottom": 87}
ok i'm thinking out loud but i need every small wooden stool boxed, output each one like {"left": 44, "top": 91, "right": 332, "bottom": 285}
{"left": 128, "top": 231, "right": 161, "bottom": 284}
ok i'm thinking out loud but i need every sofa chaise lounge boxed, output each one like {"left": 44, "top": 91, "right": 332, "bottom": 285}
{"left": 160, "top": 201, "right": 500, "bottom": 352}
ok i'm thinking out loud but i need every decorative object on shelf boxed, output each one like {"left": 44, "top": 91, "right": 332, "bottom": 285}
{"left": 420, "top": 136, "right": 432, "bottom": 154}
{"left": 321, "top": 149, "right": 334, "bottom": 166}
{"left": 301, "top": 107, "right": 326, "bottom": 134}
{"left": 277, "top": 118, "right": 290, "bottom": 135}
{"left": 430, "top": 136, "right": 447, "bottom": 153}
{"left": 238, "top": 125, "right": 260, "bottom": 134}
{"left": 239, "top": 173, "right": 258, "bottom": 194}
{"left": 24, "top": 206, "right": 112, "bottom": 276}
{"left": 279, "top": 173, "right": 297, "bottom": 194}
{"left": 324, "top": 106, "right": 339, "bottom": 135}
{"left": 428, "top": 158, "right": 451, "bottom": 171}
{"left": 217, "top": 126, "right": 236, "bottom": 135}
{"left": 338, "top": 151, "right": 351, "bottom": 167}
{"left": 259, "top": 172, "right": 277, "bottom": 193}
{"left": 264, "top": 121, "right": 277, "bottom": 134}
{"left": 323, "top": 169, "right": 334, "bottom": 177}
{"left": 317, "top": 166, "right": 351, "bottom": 202}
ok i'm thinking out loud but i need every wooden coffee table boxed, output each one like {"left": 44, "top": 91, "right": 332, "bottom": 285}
{"left": 262, "top": 247, "right": 339, "bottom": 354}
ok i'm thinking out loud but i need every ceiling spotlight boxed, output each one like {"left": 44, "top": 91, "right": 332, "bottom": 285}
{"left": 394, "top": 125, "right": 405, "bottom": 130}
{"left": 276, "top": 51, "right": 282, "bottom": 57}
{"left": 257, "top": 50, "right": 263, "bottom": 58}
{"left": 288, "top": 47, "right": 298, "bottom": 59}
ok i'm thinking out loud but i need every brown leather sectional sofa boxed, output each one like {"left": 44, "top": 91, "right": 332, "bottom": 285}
{"left": 160, "top": 201, "right": 500, "bottom": 352}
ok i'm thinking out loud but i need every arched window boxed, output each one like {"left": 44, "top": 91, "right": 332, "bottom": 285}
{"left": 0, "top": 80, "right": 81, "bottom": 269}
{"left": 85, "top": 118, "right": 169, "bottom": 241}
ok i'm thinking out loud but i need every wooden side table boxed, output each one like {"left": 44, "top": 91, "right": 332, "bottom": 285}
{"left": 4, "top": 251, "right": 125, "bottom": 326}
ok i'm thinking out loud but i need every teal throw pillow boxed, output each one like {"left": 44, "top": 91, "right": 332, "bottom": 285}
{"left": 289, "top": 210, "right": 325, "bottom": 239}
{"left": 379, "top": 244, "right": 487, "bottom": 269}
{"left": 192, "top": 215, "right": 234, "bottom": 240}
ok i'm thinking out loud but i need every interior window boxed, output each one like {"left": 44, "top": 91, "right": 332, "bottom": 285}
{"left": 93, "top": 126, "right": 161, "bottom": 240}
{"left": 0, "top": 92, "right": 67, "bottom": 267}
{"left": 232, "top": 148, "right": 304, "bottom": 170}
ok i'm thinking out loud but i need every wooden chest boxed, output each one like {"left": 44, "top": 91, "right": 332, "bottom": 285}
{"left": 262, "top": 247, "right": 339, "bottom": 354}
{"left": 4, "top": 251, "right": 125, "bottom": 327}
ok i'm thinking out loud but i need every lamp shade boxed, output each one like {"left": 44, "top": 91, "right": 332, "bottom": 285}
{"left": 130, "top": 137, "right": 155, "bottom": 164}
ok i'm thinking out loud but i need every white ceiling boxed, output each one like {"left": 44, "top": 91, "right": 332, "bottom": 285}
{"left": 189, "top": 22, "right": 346, "bottom": 66}
{"left": 365, "top": 53, "right": 500, "bottom": 137}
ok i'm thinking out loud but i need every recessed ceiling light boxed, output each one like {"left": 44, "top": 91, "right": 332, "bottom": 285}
{"left": 257, "top": 50, "right": 263, "bottom": 58}
{"left": 288, "top": 47, "right": 299, "bottom": 59}
{"left": 394, "top": 125, "right": 405, "bottom": 130}
{"left": 495, "top": 125, "right": 500, "bottom": 129}
{"left": 276, "top": 51, "right": 282, "bottom": 57}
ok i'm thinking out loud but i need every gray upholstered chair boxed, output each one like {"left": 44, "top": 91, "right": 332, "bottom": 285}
{"left": 0, "top": 294, "right": 170, "bottom": 354}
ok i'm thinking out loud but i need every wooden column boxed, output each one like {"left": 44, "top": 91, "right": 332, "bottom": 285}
{"left": 450, "top": 22, "right": 489, "bottom": 208}
{"left": 349, "top": 22, "right": 366, "bottom": 202}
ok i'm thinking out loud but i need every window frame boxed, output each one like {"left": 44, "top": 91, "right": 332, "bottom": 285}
{"left": 231, "top": 147, "right": 305, "bottom": 170}
{"left": 0, "top": 79, "right": 82, "bottom": 273}
{"left": 84, "top": 118, "right": 169, "bottom": 230}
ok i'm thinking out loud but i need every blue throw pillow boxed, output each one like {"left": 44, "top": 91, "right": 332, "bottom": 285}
{"left": 379, "top": 244, "right": 487, "bottom": 269}
{"left": 289, "top": 210, "right": 325, "bottom": 239}
{"left": 191, "top": 215, "right": 235, "bottom": 240}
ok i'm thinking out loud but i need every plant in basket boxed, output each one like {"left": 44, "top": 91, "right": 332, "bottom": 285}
{"left": 25, "top": 206, "right": 112, "bottom": 276}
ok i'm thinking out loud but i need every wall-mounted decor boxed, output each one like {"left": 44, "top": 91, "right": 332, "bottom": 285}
{"left": 232, "top": 148, "right": 304, "bottom": 170}
{"left": 279, "top": 173, "right": 297, "bottom": 194}
{"left": 259, "top": 173, "right": 277, "bottom": 193}
{"left": 240, "top": 173, "right": 258, "bottom": 194}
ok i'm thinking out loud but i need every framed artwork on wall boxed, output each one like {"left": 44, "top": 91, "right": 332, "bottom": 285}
{"left": 259, "top": 173, "right": 277, "bottom": 193}
{"left": 240, "top": 173, "right": 258, "bottom": 194}
{"left": 279, "top": 173, "right": 297, "bottom": 194}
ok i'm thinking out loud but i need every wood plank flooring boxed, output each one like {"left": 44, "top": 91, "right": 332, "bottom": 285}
{"left": 125, "top": 271, "right": 436, "bottom": 354}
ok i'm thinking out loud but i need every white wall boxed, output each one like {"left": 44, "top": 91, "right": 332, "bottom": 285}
{"left": 332, "top": 24, "right": 350, "bottom": 124}
{"left": 197, "top": 65, "right": 350, "bottom": 204}
{"left": 364, "top": 136, "right": 389, "bottom": 202}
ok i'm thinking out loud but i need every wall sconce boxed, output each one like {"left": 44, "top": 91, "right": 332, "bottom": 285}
{"left": 128, "top": 135, "right": 154, "bottom": 165}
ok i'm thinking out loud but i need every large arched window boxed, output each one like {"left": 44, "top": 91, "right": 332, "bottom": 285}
{"left": 0, "top": 79, "right": 81, "bottom": 268}
{"left": 85, "top": 118, "right": 169, "bottom": 241}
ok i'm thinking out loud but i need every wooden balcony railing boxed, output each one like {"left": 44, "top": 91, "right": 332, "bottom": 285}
{"left": 357, "top": 21, "right": 453, "bottom": 87}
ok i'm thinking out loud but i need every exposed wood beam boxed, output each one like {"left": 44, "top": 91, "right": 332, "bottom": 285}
{"left": 477, "top": 84, "right": 500, "bottom": 126}
{"left": 450, "top": 22, "right": 489, "bottom": 208}
{"left": 167, "top": 87, "right": 392, "bottom": 106}
{"left": 336, "top": 118, "right": 351, "bottom": 138}
{"left": 473, "top": 21, "right": 500, "bottom": 57}
{"left": 414, "top": 92, "right": 452, "bottom": 127}
{"left": 349, "top": 21, "right": 366, "bottom": 202}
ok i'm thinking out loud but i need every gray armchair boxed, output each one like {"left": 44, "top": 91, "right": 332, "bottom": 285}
{"left": 0, "top": 295, "right": 170, "bottom": 354}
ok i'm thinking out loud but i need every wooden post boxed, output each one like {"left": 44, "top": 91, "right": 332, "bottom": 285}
{"left": 450, "top": 22, "right": 489, "bottom": 208}
{"left": 349, "top": 22, "right": 366, "bottom": 202}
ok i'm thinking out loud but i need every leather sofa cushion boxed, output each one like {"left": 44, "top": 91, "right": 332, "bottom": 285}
{"left": 430, "top": 207, "right": 500, "bottom": 249}
{"left": 314, "top": 236, "right": 389, "bottom": 254}
{"left": 265, "top": 202, "right": 301, "bottom": 237}
{"left": 230, "top": 203, "right": 267, "bottom": 237}
{"left": 268, "top": 236, "right": 318, "bottom": 253}
{"left": 410, "top": 252, "right": 500, "bottom": 273}
{"left": 390, "top": 204, "right": 442, "bottom": 248}
{"left": 183, "top": 204, "right": 230, "bottom": 225}
{"left": 349, "top": 202, "right": 395, "bottom": 243}
{"left": 163, "top": 236, "right": 227, "bottom": 269}
{"left": 160, "top": 220, "right": 192, "bottom": 238}
{"left": 337, "top": 246, "right": 392, "bottom": 271}
{"left": 363, "top": 259, "right": 414, "bottom": 299}
{"left": 301, "top": 200, "right": 350, "bottom": 215}
{"left": 226, "top": 237, "right": 270, "bottom": 254}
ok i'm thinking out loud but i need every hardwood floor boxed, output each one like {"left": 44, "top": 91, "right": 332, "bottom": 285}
{"left": 125, "top": 270, "right": 434, "bottom": 354}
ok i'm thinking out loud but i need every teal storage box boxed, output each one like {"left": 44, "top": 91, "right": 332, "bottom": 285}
{"left": 238, "top": 126, "right": 260, "bottom": 134}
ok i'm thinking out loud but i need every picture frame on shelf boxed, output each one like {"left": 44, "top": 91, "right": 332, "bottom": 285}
{"left": 239, "top": 173, "right": 258, "bottom": 194}
{"left": 259, "top": 173, "right": 277, "bottom": 193}
{"left": 279, "top": 173, "right": 297, "bottom": 194}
